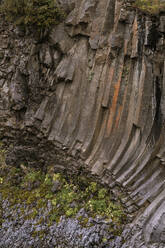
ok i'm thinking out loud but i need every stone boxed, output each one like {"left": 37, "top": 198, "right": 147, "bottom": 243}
{"left": 49, "top": 24, "right": 74, "bottom": 54}
{"left": 55, "top": 56, "right": 75, "bottom": 82}
{"left": 159, "top": 16, "right": 165, "bottom": 33}
{"left": 110, "top": 33, "right": 124, "bottom": 49}
{"left": 51, "top": 180, "right": 61, "bottom": 193}
{"left": 9, "top": 70, "right": 28, "bottom": 111}
{"left": 89, "top": 35, "right": 100, "bottom": 50}
{"left": 57, "top": 0, "right": 75, "bottom": 14}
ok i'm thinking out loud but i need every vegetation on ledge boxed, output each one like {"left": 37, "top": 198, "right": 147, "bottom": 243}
{"left": 0, "top": 0, "right": 65, "bottom": 29}
{"left": 0, "top": 163, "right": 127, "bottom": 235}
{"left": 134, "top": 0, "right": 165, "bottom": 14}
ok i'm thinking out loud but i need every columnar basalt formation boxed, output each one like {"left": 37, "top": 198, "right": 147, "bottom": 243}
{"left": 1, "top": 0, "right": 165, "bottom": 247}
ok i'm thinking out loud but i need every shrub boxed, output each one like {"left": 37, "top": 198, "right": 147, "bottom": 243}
{"left": 134, "top": 0, "right": 165, "bottom": 14}
{"left": 0, "top": 0, "right": 65, "bottom": 28}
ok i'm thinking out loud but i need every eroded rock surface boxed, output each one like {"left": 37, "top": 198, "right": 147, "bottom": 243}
{"left": 1, "top": 0, "right": 165, "bottom": 247}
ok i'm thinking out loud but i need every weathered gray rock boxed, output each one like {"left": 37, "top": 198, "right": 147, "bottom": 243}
{"left": 50, "top": 24, "right": 74, "bottom": 54}
{"left": 10, "top": 69, "right": 28, "bottom": 111}
{"left": 0, "top": 197, "right": 125, "bottom": 248}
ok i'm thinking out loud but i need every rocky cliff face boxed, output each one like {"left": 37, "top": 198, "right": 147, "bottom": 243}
{"left": 1, "top": 0, "right": 165, "bottom": 247}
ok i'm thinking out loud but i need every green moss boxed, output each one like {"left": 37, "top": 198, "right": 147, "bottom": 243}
{"left": 66, "top": 207, "right": 78, "bottom": 217}
{"left": 0, "top": 165, "right": 127, "bottom": 237}
{"left": 0, "top": 177, "right": 3, "bottom": 184}
{"left": 24, "top": 170, "right": 44, "bottom": 183}
{"left": 32, "top": 229, "right": 45, "bottom": 239}
{"left": 98, "top": 188, "right": 107, "bottom": 199}
{"left": 0, "top": 0, "right": 65, "bottom": 30}
{"left": 78, "top": 217, "right": 89, "bottom": 227}
{"left": 102, "top": 237, "right": 107, "bottom": 243}
{"left": 134, "top": 0, "right": 165, "bottom": 14}
{"left": 88, "top": 71, "right": 94, "bottom": 82}
{"left": 0, "top": 141, "right": 6, "bottom": 168}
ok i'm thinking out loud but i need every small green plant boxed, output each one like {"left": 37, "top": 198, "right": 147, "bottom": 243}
{"left": 0, "top": 0, "right": 65, "bottom": 29}
{"left": 98, "top": 188, "right": 107, "bottom": 199}
{"left": 134, "top": 0, "right": 165, "bottom": 14}
{"left": 87, "top": 182, "right": 97, "bottom": 193}
{"left": 88, "top": 71, "right": 94, "bottom": 82}
{"left": 24, "top": 170, "right": 43, "bottom": 183}
{"left": 66, "top": 207, "right": 78, "bottom": 217}
{"left": 102, "top": 237, "right": 107, "bottom": 243}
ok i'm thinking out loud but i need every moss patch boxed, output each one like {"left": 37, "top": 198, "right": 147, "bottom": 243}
{"left": 0, "top": 164, "right": 127, "bottom": 236}
{"left": 133, "top": 0, "right": 165, "bottom": 15}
